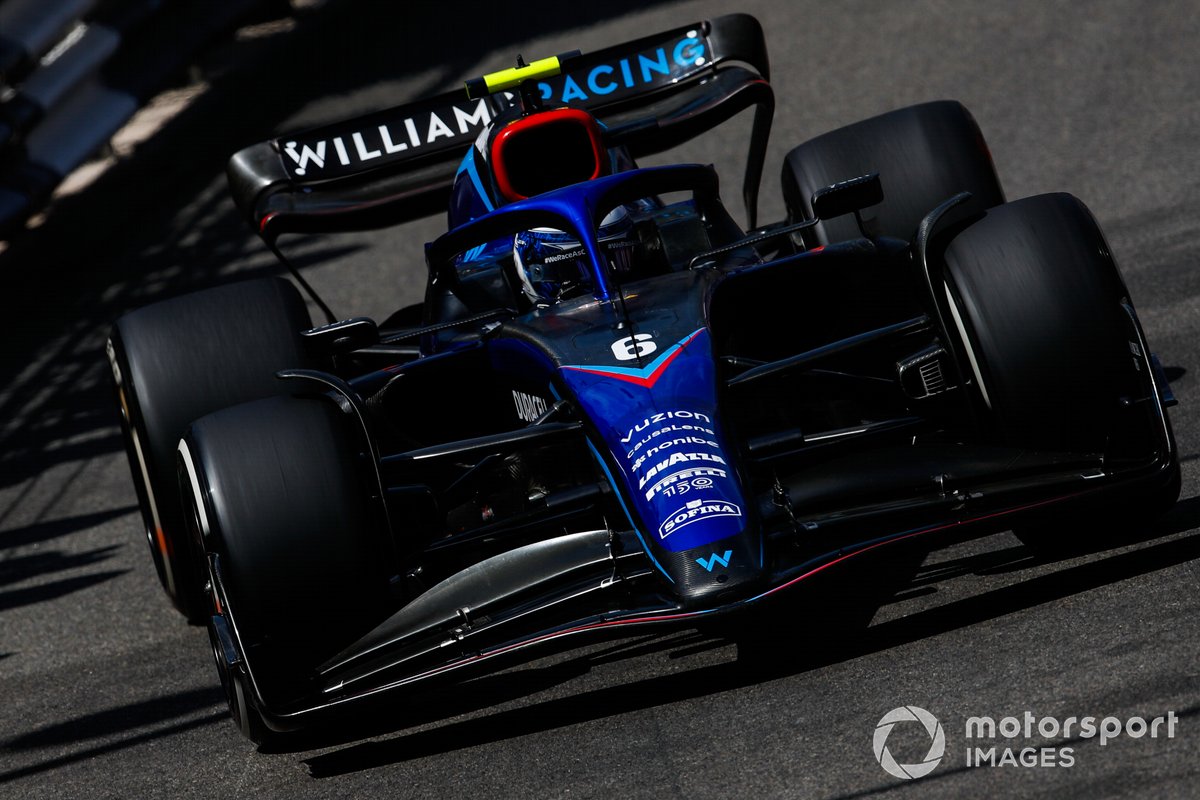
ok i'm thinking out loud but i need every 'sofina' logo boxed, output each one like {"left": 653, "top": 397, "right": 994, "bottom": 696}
{"left": 873, "top": 706, "right": 946, "bottom": 780}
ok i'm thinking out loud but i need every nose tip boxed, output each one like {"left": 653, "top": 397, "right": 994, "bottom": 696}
{"left": 671, "top": 532, "right": 766, "bottom": 607}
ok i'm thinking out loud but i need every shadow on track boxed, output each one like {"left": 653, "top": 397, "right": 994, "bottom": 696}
{"left": 0, "top": 506, "right": 136, "bottom": 611}
{"left": 0, "top": 686, "right": 227, "bottom": 785}
{"left": 5, "top": 686, "right": 225, "bottom": 751}
{"left": 0, "top": 684, "right": 234, "bottom": 786}
{"left": 0, "top": 506, "right": 135, "bottom": 550}
{"left": 0, "top": 545, "right": 122, "bottom": 588}
{"left": 0, "top": 569, "right": 129, "bottom": 613}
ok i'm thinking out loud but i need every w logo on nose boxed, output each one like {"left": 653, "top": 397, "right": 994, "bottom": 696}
{"left": 695, "top": 550, "right": 732, "bottom": 572}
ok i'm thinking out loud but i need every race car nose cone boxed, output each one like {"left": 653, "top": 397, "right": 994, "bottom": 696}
{"left": 665, "top": 531, "right": 766, "bottom": 607}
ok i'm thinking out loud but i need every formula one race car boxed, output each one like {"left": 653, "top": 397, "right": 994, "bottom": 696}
{"left": 108, "top": 14, "right": 1178, "bottom": 741}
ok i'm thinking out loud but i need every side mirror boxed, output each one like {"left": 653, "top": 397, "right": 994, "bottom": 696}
{"left": 811, "top": 172, "right": 884, "bottom": 221}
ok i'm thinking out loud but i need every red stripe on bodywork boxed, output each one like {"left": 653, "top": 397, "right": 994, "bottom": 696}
{"left": 562, "top": 329, "right": 702, "bottom": 388}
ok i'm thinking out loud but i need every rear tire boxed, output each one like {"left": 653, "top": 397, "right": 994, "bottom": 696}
{"left": 782, "top": 100, "right": 1004, "bottom": 245}
{"left": 179, "top": 394, "right": 391, "bottom": 731}
{"left": 108, "top": 278, "right": 313, "bottom": 620}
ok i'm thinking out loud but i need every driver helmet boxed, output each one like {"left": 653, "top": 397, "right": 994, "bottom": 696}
{"left": 512, "top": 205, "right": 638, "bottom": 304}
{"left": 448, "top": 104, "right": 651, "bottom": 304}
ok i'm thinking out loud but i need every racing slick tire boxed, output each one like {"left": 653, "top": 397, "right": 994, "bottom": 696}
{"left": 107, "top": 278, "right": 313, "bottom": 622}
{"left": 178, "top": 394, "right": 391, "bottom": 741}
{"left": 940, "top": 193, "right": 1180, "bottom": 541}
{"left": 782, "top": 100, "right": 1004, "bottom": 245}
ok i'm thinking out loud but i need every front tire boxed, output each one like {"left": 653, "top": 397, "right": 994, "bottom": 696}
{"left": 940, "top": 193, "right": 1179, "bottom": 540}
{"left": 942, "top": 193, "right": 1137, "bottom": 452}
{"left": 179, "top": 394, "right": 392, "bottom": 736}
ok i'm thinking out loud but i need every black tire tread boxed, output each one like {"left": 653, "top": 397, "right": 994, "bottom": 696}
{"left": 782, "top": 100, "right": 1004, "bottom": 244}
{"left": 110, "top": 277, "right": 312, "bottom": 619}
{"left": 941, "top": 193, "right": 1132, "bottom": 452}
{"left": 184, "top": 394, "right": 390, "bottom": 709}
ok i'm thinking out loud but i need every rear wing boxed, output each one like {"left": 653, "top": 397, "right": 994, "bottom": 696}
{"left": 227, "top": 13, "right": 773, "bottom": 239}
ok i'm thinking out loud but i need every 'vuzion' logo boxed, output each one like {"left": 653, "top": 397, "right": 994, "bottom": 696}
{"left": 873, "top": 706, "right": 945, "bottom": 780}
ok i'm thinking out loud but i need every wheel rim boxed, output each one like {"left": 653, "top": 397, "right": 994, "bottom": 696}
{"left": 943, "top": 281, "right": 992, "bottom": 410}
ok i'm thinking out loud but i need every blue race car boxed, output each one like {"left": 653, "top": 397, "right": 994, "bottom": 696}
{"left": 108, "top": 14, "right": 1178, "bottom": 741}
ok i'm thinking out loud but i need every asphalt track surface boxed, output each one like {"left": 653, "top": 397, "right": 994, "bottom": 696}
{"left": 2, "top": 1, "right": 1199, "bottom": 797}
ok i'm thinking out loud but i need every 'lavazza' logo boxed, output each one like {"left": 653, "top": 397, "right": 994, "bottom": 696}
{"left": 873, "top": 706, "right": 945, "bottom": 780}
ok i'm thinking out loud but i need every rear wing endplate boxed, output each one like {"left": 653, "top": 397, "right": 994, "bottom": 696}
{"left": 227, "top": 13, "right": 772, "bottom": 239}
